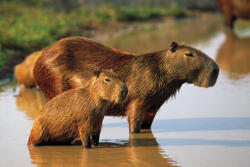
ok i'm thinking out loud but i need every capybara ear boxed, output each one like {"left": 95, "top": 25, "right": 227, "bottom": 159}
{"left": 170, "top": 41, "right": 178, "bottom": 52}
{"left": 93, "top": 68, "right": 102, "bottom": 78}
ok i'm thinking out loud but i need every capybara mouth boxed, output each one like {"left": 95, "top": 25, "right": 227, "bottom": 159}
{"left": 117, "top": 85, "right": 128, "bottom": 103}
{"left": 194, "top": 68, "right": 219, "bottom": 88}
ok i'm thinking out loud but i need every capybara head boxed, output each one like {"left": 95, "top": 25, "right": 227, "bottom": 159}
{"left": 91, "top": 69, "right": 128, "bottom": 103}
{"left": 165, "top": 42, "right": 219, "bottom": 87}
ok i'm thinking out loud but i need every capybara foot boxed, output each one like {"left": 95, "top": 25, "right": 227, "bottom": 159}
{"left": 130, "top": 126, "right": 141, "bottom": 133}
{"left": 92, "top": 133, "right": 100, "bottom": 146}
{"left": 71, "top": 138, "right": 82, "bottom": 145}
{"left": 84, "top": 144, "right": 92, "bottom": 149}
{"left": 141, "top": 124, "right": 152, "bottom": 129}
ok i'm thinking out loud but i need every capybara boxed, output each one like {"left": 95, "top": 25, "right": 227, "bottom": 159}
{"left": 216, "top": 29, "right": 250, "bottom": 79}
{"left": 28, "top": 69, "right": 128, "bottom": 148}
{"left": 215, "top": 0, "right": 250, "bottom": 28}
{"left": 14, "top": 50, "right": 43, "bottom": 87}
{"left": 34, "top": 37, "right": 219, "bottom": 133}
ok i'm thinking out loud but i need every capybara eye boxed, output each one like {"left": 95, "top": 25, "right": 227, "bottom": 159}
{"left": 185, "top": 52, "right": 194, "bottom": 57}
{"left": 105, "top": 78, "right": 111, "bottom": 82}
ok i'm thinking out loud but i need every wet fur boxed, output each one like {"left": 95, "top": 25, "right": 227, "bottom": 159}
{"left": 34, "top": 37, "right": 219, "bottom": 133}
{"left": 15, "top": 50, "right": 43, "bottom": 87}
{"left": 28, "top": 70, "right": 127, "bottom": 147}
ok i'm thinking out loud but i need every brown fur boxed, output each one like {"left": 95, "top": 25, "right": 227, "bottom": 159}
{"left": 216, "top": 29, "right": 250, "bottom": 79}
{"left": 14, "top": 50, "right": 43, "bottom": 87}
{"left": 34, "top": 37, "right": 219, "bottom": 133}
{"left": 215, "top": 0, "right": 250, "bottom": 28}
{"left": 28, "top": 69, "right": 128, "bottom": 148}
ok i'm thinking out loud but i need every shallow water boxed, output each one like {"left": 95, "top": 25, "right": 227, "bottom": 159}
{"left": 1, "top": 15, "right": 250, "bottom": 167}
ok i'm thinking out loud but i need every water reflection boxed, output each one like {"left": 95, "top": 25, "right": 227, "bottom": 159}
{"left": 128, "top": 130, "right": 178, "bottom": 167}
{"left": 106, "top": 117, "right": 250, "bottom": 132}
{"left": 216, "top": 29, "right": 250, "bottom": 80}
{"left": 104, "top": 15, "right": 223, "bottom": 54}
{"left": 28, "top": 129, "right": 177, "bottom": 167}
{"left": 16, "top": 88, "right": 48, "bottom": 120}
{"left": 15, "top": 89, "right": 177, "bottom": 166}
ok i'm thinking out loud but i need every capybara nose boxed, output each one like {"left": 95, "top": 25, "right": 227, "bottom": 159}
{"left": 120, "top": 84, "right": 128, "bottom": 101}
{"left": 209, "top": 64, "right": 219, "bottom": 86}
{"left": 212, "top": 68, "right": 219, "bottom": 78}
{"left": 211, "top": 63, "right": 219, "bottom": 80}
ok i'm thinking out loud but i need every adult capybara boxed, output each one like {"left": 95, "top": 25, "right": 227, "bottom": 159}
{"left": 34, "top": 37, "right": 219, "bottom": 133}
{"left": 28, "top": 69, "right": 128, "bottom": 148}
{"left": 216, "top": 29, "right": 250, "bottom": 79}
{"left": 215, "top": 0, "right": 250, "bottom": 28}
{"left": 14, "top": 50, "right": 43, "bottom": 87}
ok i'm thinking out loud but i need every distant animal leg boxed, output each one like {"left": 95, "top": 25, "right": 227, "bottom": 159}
{"left": 224, "top": 12, "right": 236, "bottom": 28}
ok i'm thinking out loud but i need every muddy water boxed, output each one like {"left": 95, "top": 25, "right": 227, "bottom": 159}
{"left": 1, "top": 15, "right": 250, "bottom": 167}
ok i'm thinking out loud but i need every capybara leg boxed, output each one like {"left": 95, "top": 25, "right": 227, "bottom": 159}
{"left": 141, "top": 111, "right": 157, "bottom": 129}
{"left": 127, "top": 99, "right": 144, "bottom": 133}
{"left": 225, "top": 13, "right": 236, "bottom": 28}
{"left": 92, "top": 116, "right": 104, "bottom": 146}
{"left": 79, "top": 126, "right": 92, "bottom": 149}
{"left": 92, "top": 132, "right": 100, "bottom": 146}
{"left": 84, "top": 136, "right": 92, "bottom": 149}
{"left": 28, "top": 123, "right": 44, "bottom": 145}
{"left": 71, "top": 137, "right": 82, "bottom": 145}
{"left": 28, "top": 130, "right": 40, "bottom": 145}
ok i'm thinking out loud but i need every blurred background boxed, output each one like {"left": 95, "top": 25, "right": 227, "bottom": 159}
{"left": 1, "top": 1, "right": 250, "bottom": 167}
{"left": 0, "top": 0, "right": 217, "bottom": 80}
{"left": 1, "top": 0, "right": 250, "bottom": 80}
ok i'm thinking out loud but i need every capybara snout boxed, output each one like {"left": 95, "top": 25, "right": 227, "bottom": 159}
{"left": 167, "top": 42, "right": 219, "bottom": 88}
{"left": 197, "top": 60, "right": 219, "bottom": 88}
{"left": 208, "top": 63, "right": 219, "bottom": 87}
{"left": 119, "top": 84, "right": 128, "bottom": 103}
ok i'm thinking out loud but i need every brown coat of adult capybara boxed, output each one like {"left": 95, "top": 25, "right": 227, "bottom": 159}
{"left": 215, "top": 0, "right": 250, "bottom": 28}
{"left": 34, "top": 37, "right": 219, "bottom": 133}
{"left": 28, "top": 69, "right": 128, "bottom": 148}
{"left": 216, "top": 29, "right": 250, "bottom": 79}
{"left": 14, "top": 50, "right": 43, "bottom": 87}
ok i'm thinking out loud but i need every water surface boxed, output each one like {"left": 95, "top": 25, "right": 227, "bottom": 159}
{"left": 1, "top": 15, "right": 250, "bottom": 167}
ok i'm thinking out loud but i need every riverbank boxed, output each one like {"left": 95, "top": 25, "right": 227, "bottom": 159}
{"left": 0, "top": 1, "right": 192, "bottom": 79}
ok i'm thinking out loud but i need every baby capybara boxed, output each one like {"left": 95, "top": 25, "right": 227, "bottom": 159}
{"left": 34, "top": 37, "right": 219, "bottom": 133}
{"left": 28, "top": 69, "right": 128, "bottom": 148}
{"left": 215, "top": 0, "right": 250, "bottom": 28}
{"left": 15, "top": 50, "right": 43, "bottom": 87}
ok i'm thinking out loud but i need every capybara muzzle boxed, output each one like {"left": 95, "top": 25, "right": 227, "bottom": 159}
{"left": 119, "top": 84, "right": 128, "bottom": 102}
